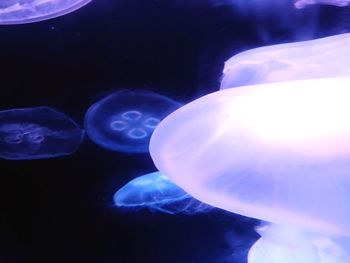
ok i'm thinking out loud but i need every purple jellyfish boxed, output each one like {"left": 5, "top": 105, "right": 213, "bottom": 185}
{"left": 220, "top": 33, "right": 350, "bottom": 89}
{"left": 150, "top": 78, "right": 350, "bottom": 263}
{"left": 0, "top": 0, "right": 91, "bottom": 25}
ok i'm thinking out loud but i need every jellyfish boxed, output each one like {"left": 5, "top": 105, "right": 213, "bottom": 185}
{"left": 114, "top": 171, "right": 213, "bottom": 214}
{"left": 0, "top": 106, "right": 84, "bottom": 160}
{"left": 84, "top": 89, "right": 181, "bottom": 154}
{"left": 149, "top": 78, "right": 350, "bottom": 262}
{"left": 294, "top": 0, "right": 350, "bottom": 8}
{"left": 220, "top": 33, "right": 350, "bottom": 89}
{"left": 248, "top": 225, "right": 350, "bottom": 263}
{"left": 0, "top": 0, "right": 91, "bottom": 25}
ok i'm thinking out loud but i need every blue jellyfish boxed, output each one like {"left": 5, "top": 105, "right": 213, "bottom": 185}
{"left": 114, "top": 171, "right": 213, "bottom": 214}
{"left": 220, "top": 33, "right": 350, "bottom": 89}
{"left": 84, "top": 89, "right": 181, "bottom": 154}
{"left": 0, "top": 106, "right": 84, "bottom": 160}
{"left": 150, "top": 78, "right": 350, "bottom": 263}
{"left": 0, "top": 0, "right": 91, "bottom": 25}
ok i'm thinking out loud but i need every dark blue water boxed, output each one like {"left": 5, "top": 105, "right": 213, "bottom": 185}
{"left": 0, "top": 1, "right": 349, "bottom": 262}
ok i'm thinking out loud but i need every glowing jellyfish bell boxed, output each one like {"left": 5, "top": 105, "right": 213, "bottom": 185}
{"left": 114, "top": 171, "right": 212, "bottom": 214}
{"left": 220, "top": 33, "right": 350, "bottom": 89}
{"left": 0, "top": 106, "right": 84, "bottom": 160}
{"left": 85, "top": 89, "right": 181, "bottom": 154}
{"left": 294, "top": 0, "right": 350, "bottom": 8}
{"left": 0, "top": 0, "right": 91, "bottom": 25}
{"left": 150, "top": 78, "right": 350, "bottom": 262}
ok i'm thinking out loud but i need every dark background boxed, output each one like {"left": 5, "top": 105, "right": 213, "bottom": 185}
{"left": 0, "top": 1, "right": 349, "bottom": 262}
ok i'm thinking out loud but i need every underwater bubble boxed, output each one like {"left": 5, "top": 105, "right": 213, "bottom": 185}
{"left": 84, "top": 89, "right": 181, "bottom": 154}
{"left": 0, "top": 0, "right": 91, "bottom": 25}
{"left": 114, "top": 171, "right": 213, "bottom": 214}
{"left": 220, "top": 33, "right": 350, "bottom": 89}
{"left": 0, "top": 106, "right": 84, "bottom": 160}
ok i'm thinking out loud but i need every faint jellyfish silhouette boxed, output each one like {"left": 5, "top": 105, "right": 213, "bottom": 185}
{"left": 84, "top": 89, "right": 181, "bottom": 154}
{"left": 220, "top": 33, "right": 350, "bottom": 89}
{"left": 294, "top": 0, "right": 350, "bottom": 8}
{"left": 0, "top": 0, "right": 91, "bottom": 25}
{"left": 0, "top": 106, "right": 84, "bottom": 160}
{"left": 150, "top": 78, "right": 350, "bottom": 262}
{"left": 114, "top": 171, "right": 213, "bottom": 214}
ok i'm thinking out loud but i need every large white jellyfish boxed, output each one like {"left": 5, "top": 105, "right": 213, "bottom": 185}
{"left": 150, "top": 78, "right": 350, "bottom": 263}
{"left": 220, "top": 33, "right": 350, "bottom": 89}
{"left": 0, "top": 0, "right": 91, "bottom": 25}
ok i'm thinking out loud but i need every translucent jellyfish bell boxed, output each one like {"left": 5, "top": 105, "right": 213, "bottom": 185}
{"left": 114, "top": 171, "right": 212, "bottom": 214}
{"left": 220, "top": 33, "right": 350, "bottom": 89}
{"left": 0, "top": 106, "right": 84, "bottom": 160}
{"left": 294, "top": 0, "right": 350, "bottom": 8}
{"left": 247, "top": 225, "right": 350, "bottom": 263}
{"left": 0, "top": 0, "right": 91, "bottom": 25}
{"left": 150, "top": 78, "right": 350, "bottom": 262}
{"left": 85, "top": 90, "right": 181, "bottom": 153}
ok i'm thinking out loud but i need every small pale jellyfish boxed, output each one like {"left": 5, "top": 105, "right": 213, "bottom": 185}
{"left": 294, "top": 0, "right": 350, "bottom": 8}
{"left": 0, "top": 106, "right": 84, "bottom": 160}
{"left": 220, "top": 33, "right": 350, "bottom": 89}
{"left": 114, "top": 171, "right": 212, "bottom": 214}
{"left": 0, "top": 0, "right": 91, "bottom": 25}
{"left": 84, "top": 89, "right": 181, "bottom": 154}
{"left": 150, "top": 78, "right": 350, "bottom": 262}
